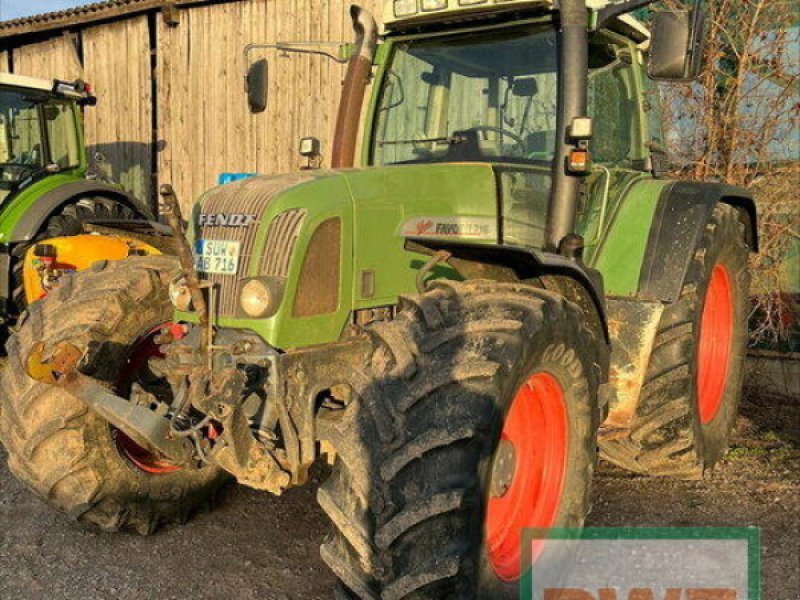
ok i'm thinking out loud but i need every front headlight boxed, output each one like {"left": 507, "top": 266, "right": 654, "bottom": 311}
{"left": 239, "top": 278, "right": 284, "bottom": 318}
{"left": 169, "top": 277, "right": 193, "bottom": 312}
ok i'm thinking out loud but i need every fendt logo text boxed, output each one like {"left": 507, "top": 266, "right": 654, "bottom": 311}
{"left": 198, "top": 213, "right": 257, "bottom": 227}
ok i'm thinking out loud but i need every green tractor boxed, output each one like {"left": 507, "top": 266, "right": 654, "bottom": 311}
{"left": 0, "top": 73, "right": 153, "bottom": 328}
{"left": 1, "top": 0, "right": 757, "bottom": 597}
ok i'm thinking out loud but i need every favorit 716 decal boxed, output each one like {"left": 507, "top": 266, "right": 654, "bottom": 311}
{"left": 400, "top": 216, "right": 497, "bottom": 240}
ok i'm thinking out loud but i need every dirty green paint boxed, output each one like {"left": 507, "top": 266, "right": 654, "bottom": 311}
{"left": 0, "top": 169, "right": 86, "bottom": 242}
{"left": 590, "top": 178, "right": 673, "bottom": 297}
{"left": 183, "top": 163, "right": 498, "bottom": 349}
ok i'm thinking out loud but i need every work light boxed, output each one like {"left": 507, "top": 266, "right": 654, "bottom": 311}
{"left": 394, "top": 0, "right": 418, "bottom": 16}
{"left": 421, "top": 0, "right": 448, "bottom": 10}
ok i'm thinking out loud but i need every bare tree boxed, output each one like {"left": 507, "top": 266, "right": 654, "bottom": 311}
{"left": 658, "top": 0, "right": 799, "bottom": 349}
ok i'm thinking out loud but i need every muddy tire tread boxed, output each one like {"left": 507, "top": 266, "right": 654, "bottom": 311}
{"left": 320, "top": 280, "right": 607, "bottom": 599}
{"left": 600, "top": 204, "right": 750, "bottom": 479}
{"left": 0, "top": 256, "right": 226, "bottom": 534}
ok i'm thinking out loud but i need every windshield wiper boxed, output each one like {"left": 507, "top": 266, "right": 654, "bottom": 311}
{"left": 378, "top": 137, "right": 450, "bottom": 146}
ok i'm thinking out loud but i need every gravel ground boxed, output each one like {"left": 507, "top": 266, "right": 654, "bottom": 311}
{"left": 1, "top": 390, "right": 797, "bottom": 600}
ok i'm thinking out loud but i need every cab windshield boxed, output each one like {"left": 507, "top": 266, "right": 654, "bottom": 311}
{"left": 371, "top": 26, "right": 558, "bottom": 166}
{"left": 0, "top": 87, "right": 80, "bottom": 191}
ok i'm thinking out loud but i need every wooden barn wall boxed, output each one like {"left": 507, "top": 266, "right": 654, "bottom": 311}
{"left": 84, "top": 16, "right": 154, "bottom": 201}
{"left": 157, "top": 0, "right": 381, "bottom": 206}
{"left": 2, "top": 0, "right": 382, "bottom": 211}
{"left": 12, "top": 35, "right": 82, "bottom": 80}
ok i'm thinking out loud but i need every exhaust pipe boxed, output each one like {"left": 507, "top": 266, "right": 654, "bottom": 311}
{"left": 330, "top": 5, "right": 379, "bottom": 169}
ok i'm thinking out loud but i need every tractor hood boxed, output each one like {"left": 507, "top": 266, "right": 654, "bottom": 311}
{"left": 190, "top": 163, "right": 499, "bottom": 348}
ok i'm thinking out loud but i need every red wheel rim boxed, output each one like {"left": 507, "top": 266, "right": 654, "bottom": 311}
{"left": 697, "top": 265, "right": 734, "bottom": 425}
{"left": 113, "top": 323, "right": 181, "bottom": 474}
{"left": 485, "top": 373, "right": 568, "bottom": 582}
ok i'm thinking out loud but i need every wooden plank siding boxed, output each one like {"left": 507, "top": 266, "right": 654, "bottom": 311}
{"left": 83, "top": 16, "right": 154, "bottom": 201}
{"left": 12, "top": 35, "right": 82, "bottom": 80}
{"left": 1, "top": 0, "right": 382, "bottom": 212}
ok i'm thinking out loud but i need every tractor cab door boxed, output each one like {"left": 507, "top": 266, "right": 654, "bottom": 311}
{"left": 577, "top": 34, "right": 650, "bottom": 264}
{"left": 498, "top": 32, "right": 649, "bottom": 253}
{"left": 495, "top": 69, "right": 559, "bottom": 249}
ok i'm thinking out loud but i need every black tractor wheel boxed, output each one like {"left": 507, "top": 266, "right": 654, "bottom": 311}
{"left": 318, "top": 280, "right": 607, "bottom": 599}
{"left": 9, "top": 196, "right": 139, "bottom": 318}
{"left": 600, "top": 204, "right": 751, "bottom": 479}
{"left": 0, "top": 256, "right": 227, "bottom": 534}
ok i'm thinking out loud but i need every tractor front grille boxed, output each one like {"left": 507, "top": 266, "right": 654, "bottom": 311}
{"left": 196, "top": 173, "right": 315, "bottom": 316}
{"left": 260, "top": 209, "right": 307, "bottom": 277}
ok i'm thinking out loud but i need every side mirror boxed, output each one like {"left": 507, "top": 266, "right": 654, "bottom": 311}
{"left": 648, "top": 5, "right": 706, "bottom": 81}
{"left": 246, "top": 59, "right": 269, "bottom": 113}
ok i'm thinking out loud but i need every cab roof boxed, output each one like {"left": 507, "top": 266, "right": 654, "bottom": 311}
{"left": 0, "top": 72, "right": 83, "bottom": 98}
{"left": 383, "top": 0, "right": 651, "bottom": 42}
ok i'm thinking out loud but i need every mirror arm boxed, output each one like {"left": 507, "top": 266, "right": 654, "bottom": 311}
{"left": 243, "top": 42, "right": 348, "bottom": 83}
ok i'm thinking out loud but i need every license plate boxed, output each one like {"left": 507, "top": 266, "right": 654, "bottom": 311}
{"left": 194, "top": 240, "right": 240, "bottom": 275}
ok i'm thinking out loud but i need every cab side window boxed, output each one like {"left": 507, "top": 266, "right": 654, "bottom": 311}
{"left": 587, "top": 40, "right": 637, "bottom": 166}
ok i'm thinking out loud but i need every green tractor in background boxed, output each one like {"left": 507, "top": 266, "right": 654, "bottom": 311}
{"left": 1, "top": 1, "right": 758, "bottom": 597}
{"left": 0, "top": 73, "right": 152, "bottom": 328}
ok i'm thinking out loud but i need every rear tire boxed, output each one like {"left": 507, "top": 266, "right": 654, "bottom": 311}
{"left": 318, "top": 280, "right": 607, "bottom": 599}
{"left": 0, "top": 256, "right": 227, "bottom": 534}
{"left": 600, "top": 204, "right": 750, "bottom": 478}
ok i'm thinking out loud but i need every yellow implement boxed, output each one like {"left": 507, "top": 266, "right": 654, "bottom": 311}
{"left": 23, "top": 234, "right": 160, "bottom": 304}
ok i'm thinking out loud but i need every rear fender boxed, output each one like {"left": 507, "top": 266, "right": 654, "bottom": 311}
{"left": 638, "top": 182, "right": 758, "bottom": 303}
{"left": 601, "top": 298, "right": 664, "bottom": 439}
{"left": 9, "top": 181, "right": 154, "bottom": 244}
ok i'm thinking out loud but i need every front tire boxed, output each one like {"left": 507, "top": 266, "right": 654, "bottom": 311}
{"left": 0, "top": 256, "right": 227, "bottom": 534}
{"left": 600, "top": 204, "right": 751, "bottom": 478}
{"left": 318, "top": 280, "right": 607, "bottom": 599}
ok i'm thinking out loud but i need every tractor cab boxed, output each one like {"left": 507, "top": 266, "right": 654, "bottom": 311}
{"left": 368, "top": 7, "right": 651, "bottom": 251}
{"left": 0, "top": 74, "right": 91, "bottom": 201}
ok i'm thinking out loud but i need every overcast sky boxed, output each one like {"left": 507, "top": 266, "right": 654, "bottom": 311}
{"left": 0, "top": 0, "right": 88, "bottom": 20}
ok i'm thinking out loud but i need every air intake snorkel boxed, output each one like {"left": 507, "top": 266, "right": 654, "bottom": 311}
{"left": 330, "top": 6, "right": 379, "bottom": 169}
